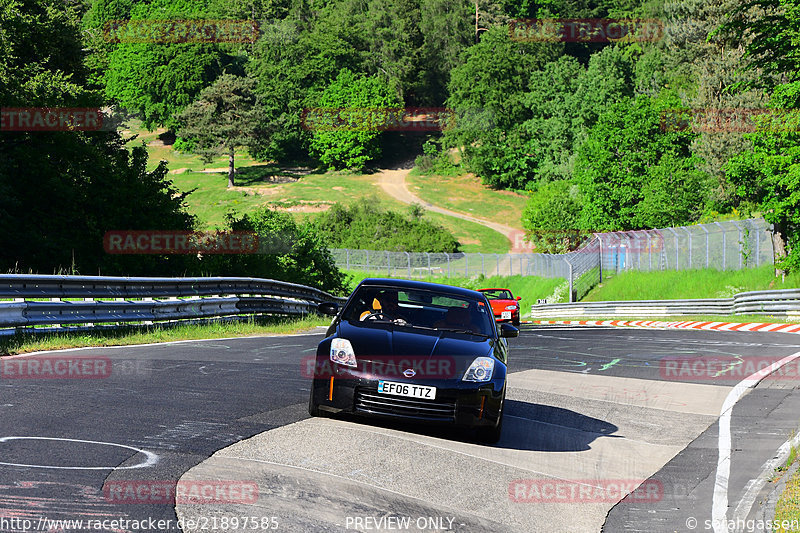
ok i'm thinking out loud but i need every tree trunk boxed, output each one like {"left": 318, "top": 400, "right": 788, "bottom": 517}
{"left": 772, "top": 221, "right": 787, "bottom": 277}
{"left": 227, "top": 149, "right": 235, "bottom": 188}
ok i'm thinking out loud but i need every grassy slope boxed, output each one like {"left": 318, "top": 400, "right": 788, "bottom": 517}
{"left": 582, "top": 265, "right": 800, "bottom": 301}
{"left": 344, "top": 270, "right": 565, "bottom": 316}
{"left": 125, "top": 121, "right": 512, "bottom": 252}
{"left": 406, "top": 169, "right": 529, "bottom": 230}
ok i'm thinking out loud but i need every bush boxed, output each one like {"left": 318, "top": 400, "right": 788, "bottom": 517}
{"left": 313, "top": 199, "right": 460, "bottom": 253}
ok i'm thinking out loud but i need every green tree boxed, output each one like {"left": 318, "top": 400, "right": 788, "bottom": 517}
{"left": 308, "top": 69, "right": 402, "bottom": 170}
{"left": 726, "top": 82, "right": 800, "bottom": 273}
{"left": 176, "top": 73, "right": 266, "bottom": 187}
{"left": 522, "top": 180, "right": 585, "bottom": 252}
{"left": 574, "top": 94, "right": 710, "bottom": 230}
{"left": 212, "top": 208, "right": 348, "bottom": 294}
{"left": 101, "top": 0, "right": 230, "bottom": 129}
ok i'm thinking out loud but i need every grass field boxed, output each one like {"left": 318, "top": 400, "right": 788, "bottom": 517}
{"left": 0, "top": 316, "right": 330, "bottom": 356}
{"left": 582, "top": 265, "right": 800, "bottom": 301}
{"left": 407, "top": 169, "right": 529, "bottom": 230}
{"left": 124, "top": 121, "right": 511, "bottom": 253}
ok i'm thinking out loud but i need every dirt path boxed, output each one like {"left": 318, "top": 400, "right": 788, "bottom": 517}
{"left": 376, "top": 168, "right": 530, "bottom": 253}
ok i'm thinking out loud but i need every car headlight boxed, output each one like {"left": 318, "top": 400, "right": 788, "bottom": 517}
{"left": 505, "top": 305, "right": 518, "bottom": 310}
{"left": 463, "top": 357, "right": 494, "bottom": 382}
{"left": 330, "top": 338, "right": 356, "bottom": 368}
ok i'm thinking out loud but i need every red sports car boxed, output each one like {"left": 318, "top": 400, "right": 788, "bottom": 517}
{"left": 478, "top": 288, "right": 521, "bottom": 326}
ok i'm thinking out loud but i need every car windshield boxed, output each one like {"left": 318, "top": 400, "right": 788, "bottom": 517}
{"left": 342, "top": 285, "right": 495, "bottom": 336}
{"left": 481, "top": 289, "right": 513, "bottom": 300}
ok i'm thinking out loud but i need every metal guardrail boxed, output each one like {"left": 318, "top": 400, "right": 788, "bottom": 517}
{"left": 529, "top": 289, "right": 800, "bottom": 319}
{"left": 0, "top": 275, "right": 346, "bottom": 329}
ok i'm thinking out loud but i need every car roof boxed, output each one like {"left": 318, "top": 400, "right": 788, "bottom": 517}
{"left": 357, "top": 278, "right": 487, "bottom": 300}
{"left": 478, "top": 287, "right": 512, "bottom": 292}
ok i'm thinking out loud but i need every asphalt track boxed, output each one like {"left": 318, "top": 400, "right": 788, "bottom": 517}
{"left": 2, "top": 326, "right": 800, "bottom": 532}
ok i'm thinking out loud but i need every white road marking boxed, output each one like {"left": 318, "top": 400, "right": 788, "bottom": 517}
{"left": 0, "top": 436, "right": 158, "bottom": 470}
{"left": 711, "top": 350, "right": 800, "bottom": 533}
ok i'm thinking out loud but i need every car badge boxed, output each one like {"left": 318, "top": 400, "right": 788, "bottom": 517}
{"left": 403, "top": 369, "right": 416, "bottom": 378}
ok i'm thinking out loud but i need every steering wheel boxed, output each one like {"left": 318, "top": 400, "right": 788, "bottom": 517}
{"left": 361, "top": 311, "right": 387, "bottom": 321}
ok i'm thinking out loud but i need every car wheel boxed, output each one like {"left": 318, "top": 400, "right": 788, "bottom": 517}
{"left": 476, "top": 413, "right": 503, "bottom": 444}
{"left": 308, "top": 390, "right": 321, "bottom": 417}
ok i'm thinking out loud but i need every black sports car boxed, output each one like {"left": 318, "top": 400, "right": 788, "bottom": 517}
{"left": 309, "top": 278, "right": 518, "bottom": 443}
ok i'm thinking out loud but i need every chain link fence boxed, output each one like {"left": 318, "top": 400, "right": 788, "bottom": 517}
{"left": 331, "top": 218, "right": 774, "bottom": 302}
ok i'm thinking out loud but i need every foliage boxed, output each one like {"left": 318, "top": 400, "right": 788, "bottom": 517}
{"left": 522, "top": 180, "right": 586, "bottom": 253}
{"left": 313, "top": 199, "right": 460, "bottom": 252}
{"left": 574, "top": 93, "right": 710, "bottom": 230}
{"left": 726, "top": 82, "right": 800, "bottom": 272}
{"left": 209, "top": 208, "right": 349, "bottom": 294}
{"left": 176, "top": 73, "right": 267, "bottom": 186}
{"left": 308, "top": 69, "right": 402, "bottom": 170}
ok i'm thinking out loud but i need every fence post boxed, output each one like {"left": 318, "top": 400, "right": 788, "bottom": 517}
{"left": 366, "top": 250, "right": 370, "bottom": 273}
{"left": 406, "top": 252, "right": 411, "bottom": 278}
{"left": 701, "top": 225, "right": 709, "bottom": 268}
{"left": 715, "top": 222, "right": 726, "bottom": 270}
{"left": 665, "top": 227, "right": 679, "bottom": 270}
{"left": 755, "top": 224, "right": 761, "bottom": 267}
{"left": 481, "top": 253, "right": 485, "bottom": 276}
{"left": 386, "top": 251, "right": 390, "bottom": 276}
{"left": 684, "top": 227, "right": 692, "bottom": 269}
{"left": 732, "top": 220, "right": 744, "bottom": 269}
{"left": 565, "top": 257, "right": 574, "bottom": 302}
{"left": 646, "top": 232, "right": 652, "bottom": 271}
{"left": 346, "top": 249, "right": 350, "bottom": 270}
{"left": 596, "top": 235, "right": 604, "bottom": 282}
{"left": 445, "top": 252, "right": 450, "bottom": 277}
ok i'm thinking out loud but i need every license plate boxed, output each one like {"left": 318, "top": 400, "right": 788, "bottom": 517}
{"left": 378, "top": 380, "right": 436, "bottom": 400}
{"left": 501, "top": 311, "right": 512, "bottom": 319}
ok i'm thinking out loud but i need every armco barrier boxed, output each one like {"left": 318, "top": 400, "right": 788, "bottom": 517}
{"left": 530, "top": 289, "right": 800, "bottom": 319}
{"left": 0, "top": 275, "right": 347, "bottom": 329}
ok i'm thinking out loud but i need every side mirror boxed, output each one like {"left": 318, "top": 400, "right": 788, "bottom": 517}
{"left": 515, "top": 296, "right": 521, "bottom": 301}
{"left": 499, "top": 323, "right": 519, "bottom": 338}
{"left": 317, "top": 302, "right": 339, "bottom": 316}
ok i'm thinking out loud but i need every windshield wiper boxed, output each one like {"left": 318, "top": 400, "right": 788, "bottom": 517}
{"left": 435, "top": 327, "right": 489, "bottom": 337}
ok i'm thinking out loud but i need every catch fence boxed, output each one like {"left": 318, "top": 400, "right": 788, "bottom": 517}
{"left": 331, "top": 218, "right": 774, "bottom": 302}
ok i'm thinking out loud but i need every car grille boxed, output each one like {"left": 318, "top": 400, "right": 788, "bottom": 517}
{"left": 354, "top": 388, "right": 456, "bottom": 421}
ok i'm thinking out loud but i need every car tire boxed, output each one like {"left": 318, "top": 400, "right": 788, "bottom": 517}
{"left": 476, "top": 413, "right": 503, "bottom": 444}
{"left": 308, "top": 390, "right": 321, "bottom": 417}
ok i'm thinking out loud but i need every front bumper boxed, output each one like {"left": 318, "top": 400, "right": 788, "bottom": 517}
{"left": 310, "top": 370, "right": 505, "bottom": 428}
